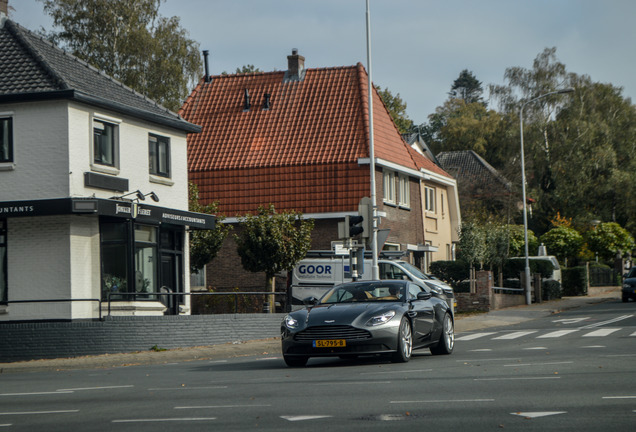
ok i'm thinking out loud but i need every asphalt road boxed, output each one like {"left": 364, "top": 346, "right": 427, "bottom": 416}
{"left": 0, "top": 296, "right": 633, "bottom": 431}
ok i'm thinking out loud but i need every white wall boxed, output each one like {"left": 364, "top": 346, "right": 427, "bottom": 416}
{"left": 0, "top": 101, "right": 70, "bottom": 201}
{"left": 1, "top": 216, "right": 72, "bottom": 320}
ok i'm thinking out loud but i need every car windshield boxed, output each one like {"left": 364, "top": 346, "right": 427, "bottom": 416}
{"left": 627, "top": 268, "right": 636, "bottom": 278}
{"left": 320, "top": 282, "right": 406, "bottom": 304}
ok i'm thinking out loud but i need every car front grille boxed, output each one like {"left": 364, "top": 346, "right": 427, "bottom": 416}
{"left": 294, "top": 325, "right": 372, "bottom": 342}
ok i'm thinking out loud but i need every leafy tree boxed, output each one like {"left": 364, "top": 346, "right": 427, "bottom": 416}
{"left": 584, "top": 222, "right": 634, "bottom": 263}
{"left": 234, "top": 205, "right": 314, "bottom": 311}
{"left": 222, "top": 65, "right": 262, "bottom": 75}
{"left": 376, "top": 86, "right": 413, "bottom": 134}
{"left": 540, "top": 226, "right": 583, "bottom": 266}
{"left": 450, "top": 69, "right": 484, "bottom": 105}
{"left": 507, "top": 224, "right": 538, "bottom": 257}
{"left": 457, "top": 221, "right": 486, "bottom": 269}
{"left": 39, "top": 0, "right": 202, "bottom": 112}
{"left": 188, "top": 183, "right": 232, "bottom": 273}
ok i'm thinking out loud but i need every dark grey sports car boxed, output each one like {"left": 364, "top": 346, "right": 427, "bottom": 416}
{"left": 281, "top": 280, "right": 454, "bottom": 367}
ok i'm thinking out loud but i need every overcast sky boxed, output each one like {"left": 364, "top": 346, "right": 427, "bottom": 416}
{"left": 10, "top": 0, "right": 636, "bottom": 123}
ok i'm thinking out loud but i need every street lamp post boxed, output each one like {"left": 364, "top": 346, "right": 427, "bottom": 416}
{"left": 519, "top": 88, "right": 574, "bottom": 305}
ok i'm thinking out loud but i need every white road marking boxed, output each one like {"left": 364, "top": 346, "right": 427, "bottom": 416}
{"left": 493, "top": 331, "right": 537, "bottom": 340}
{"left": 602, "top": 396, "right": 636, "bottom": 399}
{"left": 315, "top": 381, "right": 391, "bottom": 385}
{"left": 583, "top": 328, "right": 621, "bottom": 337}
{"left": 457, "top": 358, "right": 521, "bottom": 363}
{"left": 524, "top": 347, "right": 548, "bottom": 350}
{"left": 390, "top": 399, "right": 494, "bottom": 404}
{"left": 360, "top": 369, "right": 431, "bottom": 375}
{"left": 580, "top": 314, "right": 633, "bottom": 329}
{"left": 147, "top": 386, "right": 227, "bottom": 391}
{"left": 455, "top": 332, "right": 497, "bottom": 341}
{"left": 537, "top": 329, "right": 579, "bottom": 338}
{"left": 581, "top": 345, "right": 606, "bottom": 348}
{"left": 469, "top": 349, "right": 492, "bottom": 352}
{"left": 504, "top": 361, "right": 573, "bottom": 367}
{"left": 553, "top": 317, "right": 589, "bottom": 324}
{"left": 0, "top": 410, "right": 79, "bottom": 416}
{"left": 175, "top": 404, "right": 272, "bottom": 409}
{"left": 630, "top": 331, "right": 636, "bottom": 337}
{"left": 57, "top": 385, "right": 133, "bottom": 391}
{"left": 113, "top": 417, "right": 217, "bottom": 423}
{"left": 475, "top": 377, "right": 560, "bottom": 381}
{"left": 281, "top": 415, "right": 332, "bottom": 422}
{"left": 511, "top": 411, "right": 566, "bottom": 418}
{"left": 0, "top": 391, "right": 73, "bottom": 396}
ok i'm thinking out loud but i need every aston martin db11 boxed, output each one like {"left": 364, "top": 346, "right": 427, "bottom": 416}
{"left": 281, "top": 279, "right": 454, "bottom": 367}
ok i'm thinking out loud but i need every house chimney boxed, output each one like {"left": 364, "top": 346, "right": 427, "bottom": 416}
{"left": 286, "top": 48, "right": 305, "bottom": 81}
{"left": 202, "top": 50, "right": 211, "bottom": 83}
{"left": 0, "top": 0, "right": 8, "bottom": 16}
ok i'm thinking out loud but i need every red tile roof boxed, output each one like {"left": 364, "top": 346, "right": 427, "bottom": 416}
{"left": 181, "top": 62, "right": 451, "bottom": 216}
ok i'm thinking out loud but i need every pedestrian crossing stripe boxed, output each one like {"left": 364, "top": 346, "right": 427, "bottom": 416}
{"left": 456, "top": 328, "right": 636, "bottom": 341}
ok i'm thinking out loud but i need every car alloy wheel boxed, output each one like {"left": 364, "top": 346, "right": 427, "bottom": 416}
{"left": 392, "top": 317, "right": 412, "bottom": 363}
{"left": 431, "top": 312, "right": 454, "bottom": 355}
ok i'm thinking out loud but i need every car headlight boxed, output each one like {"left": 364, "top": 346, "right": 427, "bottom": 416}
{"left": 366, "top": 310, "right": 396, "bottom": 326}
{"left": 284, "top": 315, "right": 299, "bottom": 329}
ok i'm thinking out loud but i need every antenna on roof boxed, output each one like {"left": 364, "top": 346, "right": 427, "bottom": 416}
{"left": 243, "top": 88, "right": 250, "bottom": 111}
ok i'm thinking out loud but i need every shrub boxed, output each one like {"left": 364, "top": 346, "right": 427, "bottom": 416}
{"left": 429, "top": 260, "right": 469, "bottom": 290}
{"left": 562, "top": 267, "right": 588, "bottom": 296}
{"left": 504, "top": 258, "right": 555, "bottom": 280}
{"left": 542, "top": 280, "right": 562, "bottom": 301}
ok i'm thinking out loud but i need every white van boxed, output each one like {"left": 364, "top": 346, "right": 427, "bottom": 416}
{"left": 509, "top": 256, "right": 562, "bottom": 284}
{"left": 291, "top": 253, "right": 455, "bottom": 313}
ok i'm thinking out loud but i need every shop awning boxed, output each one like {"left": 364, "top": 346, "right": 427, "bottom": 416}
{"left": 0, "top": 198, "right": 215, "bottom": 230}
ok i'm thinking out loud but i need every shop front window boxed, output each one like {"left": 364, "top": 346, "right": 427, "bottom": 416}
{"left": 134, "top": 224, "right": 157, "bottom": 297}
{"left": 101, "top": 221, "right": 129, "bottom": 299}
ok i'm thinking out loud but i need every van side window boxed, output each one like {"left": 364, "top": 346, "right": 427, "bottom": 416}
{"left": 379, "top": 263, "right": 408, "bottom": 280}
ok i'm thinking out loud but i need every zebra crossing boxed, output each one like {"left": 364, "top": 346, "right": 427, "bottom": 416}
{"left": 456, "top": 314, "right": 636, "bottom": 342}
{"left": 456, "top": 327, "right": 636, "bottom": 341}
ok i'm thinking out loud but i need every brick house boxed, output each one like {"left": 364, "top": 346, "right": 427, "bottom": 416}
{"left": 0, "top": 14, "right": 215, "bottom": 321}
{"left": 180, "top": 50, "right": 461, "bottom": 291}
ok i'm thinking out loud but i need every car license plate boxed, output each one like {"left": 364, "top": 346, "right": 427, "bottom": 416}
{"left": 313, "top": 339, "right": 346, "bottom": 348}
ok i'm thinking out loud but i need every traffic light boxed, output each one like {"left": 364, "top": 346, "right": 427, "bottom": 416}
{"left": 347, "top": 215, "right": 364, "bottom": 237}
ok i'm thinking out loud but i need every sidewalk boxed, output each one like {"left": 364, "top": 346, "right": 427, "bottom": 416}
{"left": 0, "top": 288, "right": 620, "bottom": 374}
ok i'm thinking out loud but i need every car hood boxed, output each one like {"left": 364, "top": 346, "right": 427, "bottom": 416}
{"left": 624, "top": 277, "right": 636, "bottom": 285}
{"left": 299, "top": 302, "right": 399, "bottom": 327}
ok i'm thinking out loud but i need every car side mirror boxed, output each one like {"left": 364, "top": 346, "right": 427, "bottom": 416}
{"left": 303, "top": 296, "right": 319, "bottom": 307}
{"left": 416, "top": 291, "right": 432, "bottom": 301}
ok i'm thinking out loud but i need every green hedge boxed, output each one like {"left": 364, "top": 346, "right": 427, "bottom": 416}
{"left": 429, "top": 260, "right": 469, "bottom": 290}
{"left": 542, "top": 280, "right": 562, "bottom": 301}
{"left": 504, "top": 258, "right": 555, "bottom": 280}
{"left": 562, "top": 267, "right": 588, "bottom": 296}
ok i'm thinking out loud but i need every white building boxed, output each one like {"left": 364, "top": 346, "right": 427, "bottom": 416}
{"left": 0, "top": 14, "right": 212, "bottom": 321}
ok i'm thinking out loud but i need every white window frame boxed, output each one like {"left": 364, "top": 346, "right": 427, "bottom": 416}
{"left": 398, "top": 174, "right": 410, "bottom": 208}
{"left": 425, "top": 186, "right": 436, "bottom": 213}
{"left": 383, "top": 170, "right": 396, "bottom": 204}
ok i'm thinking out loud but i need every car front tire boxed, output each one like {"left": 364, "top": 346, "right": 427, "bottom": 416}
{"left": 391, "top": 317, "right": 412, "bottom": 363}
{"left": 431, "top": 312, "right": 454, "bottom": 355}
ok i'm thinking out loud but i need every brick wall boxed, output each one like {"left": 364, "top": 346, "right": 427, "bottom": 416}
{"left": 0, "top": 314, "right": 286, "bottom": 362}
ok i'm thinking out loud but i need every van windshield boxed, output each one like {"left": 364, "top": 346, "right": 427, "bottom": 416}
{"left": 397, "top": 261, "right": 429, "bottom": 279}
